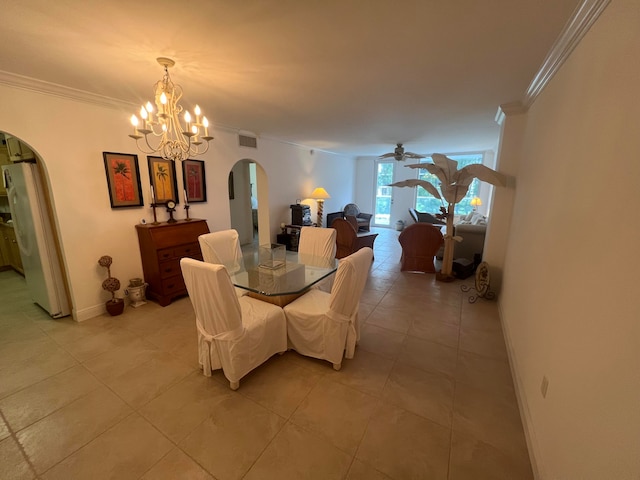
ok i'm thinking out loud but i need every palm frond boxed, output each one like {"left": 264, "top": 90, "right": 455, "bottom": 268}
{"left": 431, "top": 154, "right": 459, "bottom": 180}
{"left": 389, "top": 179, "right": 442, "bottom": 200}
{"left": 441, "top": 184, "right": 470, "bottom": 204}
{"left": 455, "top": 164, "right": 507, "bottom": 187}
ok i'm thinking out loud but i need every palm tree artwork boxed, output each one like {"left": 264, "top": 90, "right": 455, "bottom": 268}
{"left": 186, "top": 164, "right": 200, "bottom": 199}
{"left": 111, "top": 160, "right": 133, "bottom": 201}
{"left": 390, "top": 153, "right": 506, "bottom": 281}
{"left": 154, "top": 164, "right": 170, "bottom": 200}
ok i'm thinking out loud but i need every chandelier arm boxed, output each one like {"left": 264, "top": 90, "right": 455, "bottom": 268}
{"left": 131, "top": 136, "right": 164, "bottom": 156}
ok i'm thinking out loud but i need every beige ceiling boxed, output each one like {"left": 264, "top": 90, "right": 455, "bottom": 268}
{"left": 0, "top": 0, "right": 580, "bottom": 157}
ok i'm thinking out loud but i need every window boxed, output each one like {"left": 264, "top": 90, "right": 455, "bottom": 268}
{"left": 415, "top": 153, "right": 484, "bottom": 216}
{"left": 374, "top": 161, "right": 394, "bottom": 226}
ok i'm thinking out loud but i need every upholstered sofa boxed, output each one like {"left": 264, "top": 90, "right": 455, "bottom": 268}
{"left": 436, "top": 212, "right": 488, "bottom": 262}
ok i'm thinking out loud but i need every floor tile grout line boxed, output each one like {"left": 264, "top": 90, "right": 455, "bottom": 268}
{"left": 0, "top": 408, "right": 40, "bottom": 479}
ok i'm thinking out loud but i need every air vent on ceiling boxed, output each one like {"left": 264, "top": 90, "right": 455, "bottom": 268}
{"left": 238, "top": 134, "right": 257, "bottom": 148}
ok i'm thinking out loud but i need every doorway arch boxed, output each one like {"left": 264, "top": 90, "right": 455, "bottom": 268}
{"left": 228, "top": 159, "right": 270, "bottom": 246}
{"left": 0, "top": 130, "right": 72, "bottom": 317}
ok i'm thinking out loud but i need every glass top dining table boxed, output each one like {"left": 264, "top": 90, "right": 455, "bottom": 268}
{"left": 225, "top": 251, "right": 338, "bottom": 305}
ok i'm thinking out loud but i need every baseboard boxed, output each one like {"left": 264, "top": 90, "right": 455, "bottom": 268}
{"left": 498, "top": 300, "right": 544, "bottom": 479}
{"left": 73, "top": 303, "right": 105, "bottom": 322}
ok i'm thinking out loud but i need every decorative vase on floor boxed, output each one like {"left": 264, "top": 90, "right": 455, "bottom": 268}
{"left": 125, "top": 278, "right": 148, "bottom": 308}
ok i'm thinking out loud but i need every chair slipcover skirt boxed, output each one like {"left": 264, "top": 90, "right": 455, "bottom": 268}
{"left": 283, "top": 247, "right": 373, "bottom": 367}
{"left": 181, "top": 258, "right": 287, "bottom": 388}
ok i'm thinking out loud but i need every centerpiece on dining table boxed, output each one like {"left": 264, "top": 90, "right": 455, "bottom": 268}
{"left": 258, "top": 243, "right": 286, "bottom": 270}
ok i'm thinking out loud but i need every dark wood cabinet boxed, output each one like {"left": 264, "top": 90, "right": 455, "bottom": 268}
{"left": 135, "top": 219, "right": 209, "bottom": 306}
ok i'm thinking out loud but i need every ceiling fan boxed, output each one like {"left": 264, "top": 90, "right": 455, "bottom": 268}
{"left": 378, "top": 143, "right": 425, "bottom": 162}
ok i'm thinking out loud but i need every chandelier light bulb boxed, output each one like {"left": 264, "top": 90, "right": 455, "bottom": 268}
{"left": 160, "top": 92, "right": 167, "bottom": 104}
{"left": 145, "top": 102, "right": 154, "bottom": 113}
{"left": 139, "top": 106, "right": 147, "bottom": 119}
{"left": 194, "top": 105, "right": 201, "bottom": 116}
{"left": 130, "top": 115, "right": 138, "bottom": 126}
{"left": 203, "top": 117, "right": 209, "bottom": 137}
{"left": 184, "top": 111, "right": 191, "bottom": 123}
{"left": 192, "top": 125, "right": 198, "bottom": 134}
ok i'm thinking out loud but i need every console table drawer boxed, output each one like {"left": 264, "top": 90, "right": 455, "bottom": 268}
{"left": 175, "top": 243, "right": 200, "bottom": 258}
{"left": 157, "top": 248, "right": 175, "bottom": 261}
{"left": 161, "top": 276, "right": 186, "bottom": 295}
{"left": 159, "top": 259, "right": 181, "bottom": 279}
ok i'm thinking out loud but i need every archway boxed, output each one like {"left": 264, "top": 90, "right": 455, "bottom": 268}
{"left": 0, "top": 131, "right": 71, "bottom": 317}
{"left": 228, "top": 159, "right": 270, "bottom": 246}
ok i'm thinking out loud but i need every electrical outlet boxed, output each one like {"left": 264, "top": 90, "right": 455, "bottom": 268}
{"left": 540, "top": 375, "right": 549, "bottom": 398}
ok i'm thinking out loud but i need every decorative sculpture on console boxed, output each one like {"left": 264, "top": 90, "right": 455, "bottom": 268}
{"left": 389, "top": 153, "right": 506, "bottom": 281}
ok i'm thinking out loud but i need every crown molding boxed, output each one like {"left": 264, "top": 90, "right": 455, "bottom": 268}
{"left": 523, "top": 0, "right": 610, "bottom": 108}
{"left": 495, "top": 102, "right": 527, "bottom": 125}
{"left": 0, "top": 70, "right": 135, "bottom": 110}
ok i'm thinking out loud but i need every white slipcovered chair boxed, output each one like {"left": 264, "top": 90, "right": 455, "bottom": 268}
{"left": 298, "top": 226, "right": 337, "bottom": 292}
{"left": 283, "top": 247, "right": 373, "bottom": 370}
{"left": 198, "top": 229, "right": 247, "bottom": 297}
{"left": 180, "top": 258, "right": 287, "bottom": 390}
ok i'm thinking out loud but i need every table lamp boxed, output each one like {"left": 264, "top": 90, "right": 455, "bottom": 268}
{"left": 309, "top": 187, "right": 331, "bottom": 226}
{"left": 471, "top": 197, "right": 482, "bottom": 211}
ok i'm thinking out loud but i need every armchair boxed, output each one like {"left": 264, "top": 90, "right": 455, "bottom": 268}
{"left": 398, "top": 223, "right": 444, "bottom": 273}
{"left": 331, "top": 218, "right": 377, "bottom": 260}
{"left": 408, "top": 208, "right": 445, "bottom": 225}
{"left": 343, "top": 204, "right": 372, "bottom": 231}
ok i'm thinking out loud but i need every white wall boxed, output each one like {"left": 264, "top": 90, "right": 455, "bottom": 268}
{"left": 0, "top": 85, "right": 355, "bottom": 321}
{"left": 499, "top": 1, "right": 640, "bottom": 478}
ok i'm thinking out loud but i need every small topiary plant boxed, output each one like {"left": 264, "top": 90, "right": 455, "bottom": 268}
{"left": 98, "top": 255, "right": 124, "bottom": 315}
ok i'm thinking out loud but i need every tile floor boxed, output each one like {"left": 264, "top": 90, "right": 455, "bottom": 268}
{"left": 0, "top": 227, "right": 533, "bottom": 479}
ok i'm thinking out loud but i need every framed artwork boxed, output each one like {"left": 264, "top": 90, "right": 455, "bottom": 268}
{"left": 148, "top": 156, "right": 178, "bottom": 204}
{"left": 182, "top": 159, "right": 207, "bottom": 203}
{"left": 102, "top": 152, "right": 143, "bottom": 208}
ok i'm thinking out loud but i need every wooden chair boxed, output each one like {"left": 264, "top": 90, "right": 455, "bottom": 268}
{"left": 398, "top": 223, "right": 444, "bottom": 273}
{"left": 331, "top": 218, "right": 377, "bottom": 260}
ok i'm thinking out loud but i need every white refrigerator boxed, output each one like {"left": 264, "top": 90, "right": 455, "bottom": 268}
{"left": 2, "top": 162, "right": 71, "bottom": 318}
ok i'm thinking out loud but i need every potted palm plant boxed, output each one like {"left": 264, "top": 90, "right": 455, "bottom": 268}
{"left": 98, "top": 255, "right": 124, "bottom": 316}
{"left": 390, "top": 154, "right": 506, "bottom": 281}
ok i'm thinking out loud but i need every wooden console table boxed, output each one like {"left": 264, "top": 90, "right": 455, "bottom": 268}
{"left": 276, "top": 224, "right": 316, "bottom": 251}
{"left": 135, "top": 219, "right": 209, "bottom": 306}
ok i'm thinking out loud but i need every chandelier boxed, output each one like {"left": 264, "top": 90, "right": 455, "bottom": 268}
{"left": 129, "top": 57, "right": 213, "bottom": 162}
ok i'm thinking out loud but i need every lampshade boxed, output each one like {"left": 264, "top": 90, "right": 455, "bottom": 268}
{"left": 309, "top": 187, "right": 331, "bottom": 199}
{"left": 470, "top": 197, "right": 482, "bottom": 207}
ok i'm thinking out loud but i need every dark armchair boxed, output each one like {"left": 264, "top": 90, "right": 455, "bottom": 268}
{"left": 343, "top": 204, "right": 373, "bottom": 231}
{"left": 327, "top": 204, "right": 373, "bottom": 232}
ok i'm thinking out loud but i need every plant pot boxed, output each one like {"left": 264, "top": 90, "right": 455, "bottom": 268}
{"left": 105, "top": 299, "right": 125, "bottom": 316}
